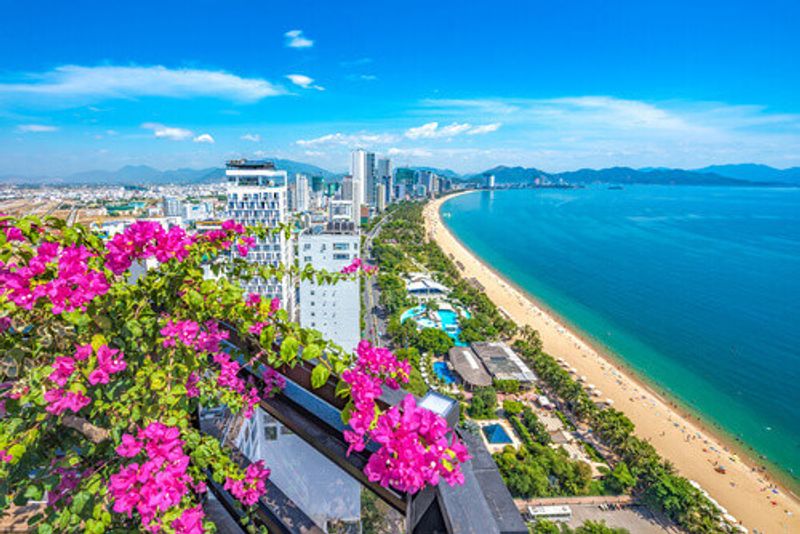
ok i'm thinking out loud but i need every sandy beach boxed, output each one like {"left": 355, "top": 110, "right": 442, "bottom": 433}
{"left": 425, "top": 193, "right": 800, "bottom": 534}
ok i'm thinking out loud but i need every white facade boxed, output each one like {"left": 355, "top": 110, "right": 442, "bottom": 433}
{"left": 162, "top": 197, "right": 183, "bottom": 217}
{"left": 351, "top": 149, "right": 376, "bottom": 214}
{"left": 295, "top": 174, "right": 310, "bottom": 213}
{"left": 376, "top": 183, "right": 386, "bottom": 212}
{"left": 298, "top": 230, "right": 360, "bottom": 352}
{"left": 225, "top": 162, "right": 294, "bottom": 314}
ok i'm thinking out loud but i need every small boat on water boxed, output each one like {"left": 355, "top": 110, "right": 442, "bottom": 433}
{"left": 608, "top": 185, "right": 624, "bottom": 190}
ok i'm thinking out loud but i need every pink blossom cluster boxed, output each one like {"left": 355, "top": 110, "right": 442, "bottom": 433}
{"left": 261, "top": 367, "right": 286, "bottom": 397}
{"left": 0, "top": 449, "right": 12, "bottom": 463}
{"left": 109, "top": 422, "right": 198, "bottom": 532}
{"left": 44, "top": 343, "right": 126, "bottom": 415}
{"left": 341, "top": 341, "right": 469, "bottom": 494}
{"left": 47, "top": 465, "right": 87, "bottom": 507}
{"left": 171, "top": 505, "right": 205, "bottom": 534}
{"left": 161, "top": 319, "right": 229, "bottom": 354}
{"left": 223, "top": 460, "right": 270, "bottom": 506}
{"left": 247, "top": 296, "right": 281, "bottom": 335}
{"left": 364, "top": 394, "right": 470, "bottom": 493}
{"left": 340, "top": 257, "right": 378, "bottom": 275}
{"left": 0, "top": 216, "right": 25, "bottom": 242}
{"left": 105, "top": 221, "right": 194, "bottom": 275}
{"left": 0, "top": 241, "right": 109, "bottom": 314}
{"left": 341, "top": 341, "right": 411, "bottom": 454}
{"left": 202, "top": 219, "right": 248, "bottom": 254}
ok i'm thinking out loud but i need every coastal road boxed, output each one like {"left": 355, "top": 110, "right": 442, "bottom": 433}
{"left": 362, "top": 211, "right": 392, "bottom": 345}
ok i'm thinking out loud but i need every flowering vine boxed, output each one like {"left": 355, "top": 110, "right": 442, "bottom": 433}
{"left": 0, "top": 215, "right": 467, "bottom": 533}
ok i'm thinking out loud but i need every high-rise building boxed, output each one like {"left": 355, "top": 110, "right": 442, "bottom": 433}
{"left": 341, "top": 175, "right": 354, "bottom": 201}
{"left": 351, "top": 149, "right": 376, "bottom": 208}
{"left": 162, "top": 197, "right": 183, "bottom": 217}
{"left": 376, "top": 184, "right": 386, "bottom": 212}
{"left": 225, "top": 160, "right": 294, "bottom": 315}
{"left": 311, "top": 175, "right": 324, "bottom": 193}
{"left": 295, "top": 174, "right": 310, "bottom": 213}
{"left": 376, "top": 157, "right": 393, "bottom": 204}
{"left": 298, "top": 222, "right": 361, "bottom": 352}
{"left": 484, "top": 174, "right": 496, "bottom": 189}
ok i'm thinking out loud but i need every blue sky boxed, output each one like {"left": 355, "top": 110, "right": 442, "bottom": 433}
{"left": 1, "top": 0, "right": 798, "bottom": 175}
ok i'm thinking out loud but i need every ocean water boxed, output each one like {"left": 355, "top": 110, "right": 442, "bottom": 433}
{"left": 441, "top": 186, "right": 800, "bottom": 485}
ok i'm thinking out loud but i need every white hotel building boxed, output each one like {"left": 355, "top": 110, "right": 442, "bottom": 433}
{"left": 225, "top": 160, "right": 295, "bottom": 315}
{"left": 298, "top": 221, "right": 361, "bottom": 353}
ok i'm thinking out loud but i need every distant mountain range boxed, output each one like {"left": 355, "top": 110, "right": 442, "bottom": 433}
{"left": 2, "top": 160, "right": 798, "bottom": 187}
{"left": 693, "top": 164, "right": 800, "bottom": 185}
{"left": 0, "top": 158, "right": 339, "bottom": 186}
{"left": 463, "top": 164, "right": 798, "bottom": 187}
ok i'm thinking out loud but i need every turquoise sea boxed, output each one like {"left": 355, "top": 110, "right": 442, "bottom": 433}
{"left": 441, "top": 186, "right": 800, "bottom": 486}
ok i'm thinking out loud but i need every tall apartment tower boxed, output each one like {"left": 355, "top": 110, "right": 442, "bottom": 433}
{"left": 341, "top": 175, "right": 354, "bottom": 201}
{"left": 295, "top": 174, "right": 310, "bottom": 213}
{"left": 376, "top": 157, "right": 393, "bottom": 204}
{"left": 376, "top": 184, "right": 387, "bottom": 212}
{"left": 225, "top": 160, "right": 294, "bottom": 315}
{"left": 351, "top": 149, "right": 376, "bottom": 212}
{"left": 298, "top": 222, "right": 361, "bottom": 352}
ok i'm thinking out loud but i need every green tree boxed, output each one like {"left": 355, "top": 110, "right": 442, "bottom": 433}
{"left": 415, "top": 327, "right": 454, "bottom": 355}
{"left": 503, "top": 399, "right": 524, "bottom": 416}
{"left": 468, "top": 387, "right": 498, "bottom": 419}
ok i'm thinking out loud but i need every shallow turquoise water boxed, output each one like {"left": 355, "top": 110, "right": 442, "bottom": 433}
{"left": 400, "top": 305, "right": 469, "bottom": 346}
{"left": 433, "top": 361, "right": 457, "bottom": 384}
{"left": 442, "top": 186, "right": 800, "bottom": 485}
{"left": 484, "top": 423, "right": 513, "bottom": 444}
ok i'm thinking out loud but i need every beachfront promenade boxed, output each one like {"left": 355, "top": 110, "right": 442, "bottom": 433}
{"left": 424, "top": 193, "right": 800, "bottom": 534}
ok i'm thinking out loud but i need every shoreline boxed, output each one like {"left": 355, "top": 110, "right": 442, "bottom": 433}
{"left": 425, "top": 191, "right": 800, "bottom": 534}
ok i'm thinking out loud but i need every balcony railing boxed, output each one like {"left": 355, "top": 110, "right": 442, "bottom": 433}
{"left": 199, "top": 327, "right": 528, "bottom": 534}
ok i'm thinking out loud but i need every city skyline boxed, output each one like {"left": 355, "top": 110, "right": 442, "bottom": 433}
{"left": 1, "top": 0, "right": 799, "bottom": 176}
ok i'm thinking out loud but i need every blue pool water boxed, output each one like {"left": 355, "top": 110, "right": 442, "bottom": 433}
{"left": 433, "top": 362, "right": 456, "bottom": 384}
{"left": 442, "top": 186, "right": 800, "bottom": 487}
{"left": 400, "top": 305, "right": 471, "bottom": 346}
{"left": 483, "top": 424, "right": 513, "bottom": 444}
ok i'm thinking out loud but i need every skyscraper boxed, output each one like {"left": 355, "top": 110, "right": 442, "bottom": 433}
{"left": 295, "top": 174, "right": 310, "bottom": 213}
{"left": 376, "top": 157, "right": 393, "bottom": 204}
{"left": 341, "top": 175, "right": 354, "bottom": 201}
{"left": 351, "top": 149, "right": 376, "bottom": 208}
{"left": 225, "top": 159, "right": 294, "bottom": 315}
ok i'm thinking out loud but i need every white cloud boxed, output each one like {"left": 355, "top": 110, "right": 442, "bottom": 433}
{"left": 285, "top": 30, "right": 314, "bottom": 48}
{"left": 467, "top": 122, "right": 502, "bottom": 135}
{"left": 193, "top": 133, "right": 215, "bottom": 144}
{"left": 304, "top": 150, "right": 325, "bottom": 157}
{"left": 17, "top": 124, "right": 58, "bottom": 133}
{"left": 241, "top": 133, "right": 261, "bottom": 142}
{"left": 141, "top": 123, "right": 193, "bottom": 141}
{"left": 0, "top": 65, "right": 283, "bottom": 105}
{"left": 296, "top": 132, "right": 398, "bottom": 147}
{"left": 387, "top": 147, "right": 433, "bottom": 157}
{"left": 286, "top": 74, "right": 324, "bottom": 91}
{"left": 404, "top": 121, "right": 500, "bottom": 139}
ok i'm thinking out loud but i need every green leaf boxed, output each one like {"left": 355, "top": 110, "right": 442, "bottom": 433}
{"left": 280, "top": 336, "right": 299, "bottom": 361}
{"left": 310, "top": 364, "right": 329, "bottom": 389}
{"left": 301, "top": 343, "right": 321, "bottom": 362}
{"left": 70, "top": 491, "right": 91, "bottom": 514}
{"left": 23, "top": 484, "right": 42, "bottom": 501}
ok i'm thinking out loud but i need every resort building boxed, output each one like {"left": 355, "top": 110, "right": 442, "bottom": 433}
{"left": 298, "top": 221, "right": 361, "bottom": 352}
{"left": 470, "top": 342, "right": 538, "bottom": 384}
{"left": 405, "top": 272, "right": 451, "bottom": 301}
{"left": 225, "top": 159, "right": 295, "bottom": 315}
{"left": 448, "top": 346, "right": 493, "bottom": 390}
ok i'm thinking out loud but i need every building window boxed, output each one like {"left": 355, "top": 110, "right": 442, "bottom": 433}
{"left": 333, "top": 243, "right": 349, "bottom": 250}
{"left": 333, "top": 253, "right": 349, "bottom": 260}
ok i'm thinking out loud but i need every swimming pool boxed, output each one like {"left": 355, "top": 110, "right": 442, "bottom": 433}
{"left": 433, "top": 362, "right": 456, "bottom": 384}
{"left": 483, "top": 423, "right": 513, "bottom": 444}
{"left": 400, "top": 305, "right": 471, "bottom": 346}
